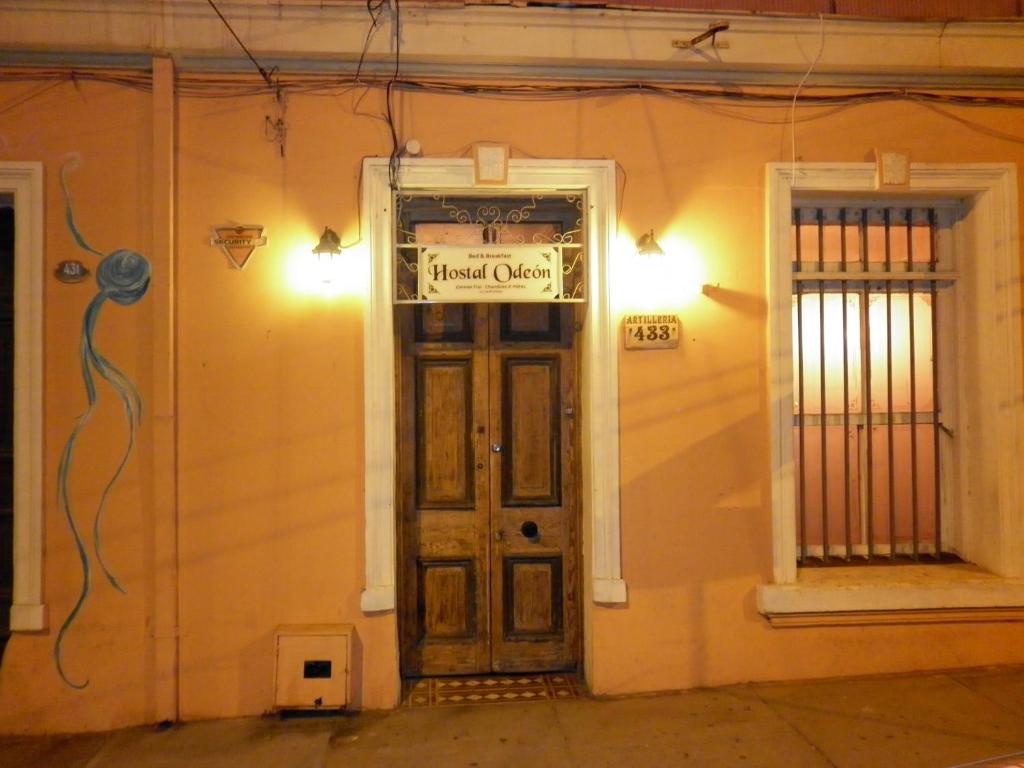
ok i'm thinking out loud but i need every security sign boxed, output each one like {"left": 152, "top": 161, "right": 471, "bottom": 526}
{"left": 211, "top": 225, "right": 268, "bottom": 270}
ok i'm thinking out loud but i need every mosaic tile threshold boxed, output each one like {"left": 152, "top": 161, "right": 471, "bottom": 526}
{"left": 403, "top": 673, "right": 581, "bottom": 707}
{"left": 959, "top": 753, "right": 1024, "bottom": 768}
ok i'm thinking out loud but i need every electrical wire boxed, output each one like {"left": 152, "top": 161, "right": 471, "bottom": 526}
{"left": 354, "top": 0, "right": 388, "bottom": 85}
{"left": 910, "top": 96, "right": 1024, "bottom": 146}
{"left": 348, "top": 0, "right": 389, "bottom": 119}
{"left": 0, "top": 79, "right": 63, "bottom": 116}
{"left": 205, "top": 0, "right": 289, "bottom": 155}
{"left": 5, "top": 67, "right": 1024, "bottom": 112}
{"left": 387, "top": 79, "right": 400, "bottom": 189}
{"left": 205, "top": 0, "right": 275, "bottom": 87}
{"left": 386, "top": 0, "right": 402, "bottom": 191}
{"left": 790, "top": 13, "right": 827, "bottom": 176}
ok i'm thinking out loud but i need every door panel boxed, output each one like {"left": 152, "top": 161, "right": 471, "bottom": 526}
{"left": 501, "top": 358, "right": 560, "bottom": 506}
{"left": 504, "top": 556, "right": 563, "bottom": 636}
{"left": 416, "top": 303, "right": 474, "bottom": 343}
{"left": 500, "top": 304, "right": 563, "bottom": 342}
{"left": 419, "top": 559, "right": 477, "bottom": 639}
{"left": 417, "top": 359, "right": 474, "bottom": 507}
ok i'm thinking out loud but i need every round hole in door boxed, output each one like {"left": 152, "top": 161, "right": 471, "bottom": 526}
{"left": 521, "top": 520, "right": 539, "bottom": 540}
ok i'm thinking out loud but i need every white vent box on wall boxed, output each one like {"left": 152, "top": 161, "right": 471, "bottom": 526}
{"left": 274, "top": 624, "right": 354, "bottom": 710}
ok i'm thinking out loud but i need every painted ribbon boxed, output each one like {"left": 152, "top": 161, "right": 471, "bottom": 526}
{"left": 54, "top": 159, "right": 151, "bottom": 689}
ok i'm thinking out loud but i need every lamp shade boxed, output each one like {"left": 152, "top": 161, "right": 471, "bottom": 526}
{"left": 313, "top": 226, "right": 342, "bottom": 258}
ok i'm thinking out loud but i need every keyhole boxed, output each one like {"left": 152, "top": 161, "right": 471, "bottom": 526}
{"left": 521, "top": 521, "right": 539, "bottom": 540}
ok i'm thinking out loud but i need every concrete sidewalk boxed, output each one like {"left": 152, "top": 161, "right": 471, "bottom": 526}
{"left": 7, "top": 666, "right": 1024, "bottom": 767}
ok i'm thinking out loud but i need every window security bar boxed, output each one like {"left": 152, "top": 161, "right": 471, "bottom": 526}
{"left": 792, "top": 206, "right": 952, "bottom": 565}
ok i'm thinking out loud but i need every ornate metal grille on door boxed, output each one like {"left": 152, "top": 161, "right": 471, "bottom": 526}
{"left": 394, "top": 194, "right": 586, "bottom": 304}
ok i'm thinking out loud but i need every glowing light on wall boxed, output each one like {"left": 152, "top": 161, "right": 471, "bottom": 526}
{"left": 284, "top": 229, "right": 367, "bottom": 299}
{"left": 613, "top": 230, "right": 707, "bottom": 312}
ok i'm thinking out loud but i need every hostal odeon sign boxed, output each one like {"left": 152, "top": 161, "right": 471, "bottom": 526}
{"left": 410, "top": 245, "right": 567, "bottom": 303}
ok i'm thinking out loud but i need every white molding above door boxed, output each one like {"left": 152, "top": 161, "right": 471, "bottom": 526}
{"left": 360, "top": 157, "right": 627, "bottom": 613}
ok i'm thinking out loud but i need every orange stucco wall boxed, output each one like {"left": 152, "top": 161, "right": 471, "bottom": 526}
{"left": 0, "top": 80, "right": 163, "bottom": 731}
{"left": 2, "top": 71, "right": 1024, "bottom": 733}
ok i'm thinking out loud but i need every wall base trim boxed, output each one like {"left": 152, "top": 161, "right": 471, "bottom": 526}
{"left": 765, "top": 607, "right": 1024, "bottom": 628}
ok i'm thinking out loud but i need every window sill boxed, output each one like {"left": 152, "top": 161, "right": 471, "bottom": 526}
{"left": 757, "top": 563, "right": 1024, "bottom": 627}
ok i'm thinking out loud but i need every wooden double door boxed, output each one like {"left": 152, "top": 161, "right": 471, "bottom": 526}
{"left": 397, "top": 302, "right": 580, "bottom": 676}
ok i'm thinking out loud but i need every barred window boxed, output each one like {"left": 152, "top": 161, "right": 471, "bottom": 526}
{"left": 791, "top": 205, "right": 959, "bottom": 564}
{"left": 762, "top": 165, "right": 1023, "bottom": 620}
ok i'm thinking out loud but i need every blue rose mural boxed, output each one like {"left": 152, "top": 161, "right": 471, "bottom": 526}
{"left": 54, "top": 159, "right": 151, "bottom": 689}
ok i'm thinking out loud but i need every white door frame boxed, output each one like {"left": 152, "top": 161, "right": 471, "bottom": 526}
{"left": 2, "top": 161, "right": 45, "bottom": 632}
{"left": 359, "top": 157, "right": 627, "bottom": 683}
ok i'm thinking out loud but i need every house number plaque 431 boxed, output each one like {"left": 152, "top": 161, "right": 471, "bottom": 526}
{"left": 623, "top": 314, "right": 680, "bottom": 350}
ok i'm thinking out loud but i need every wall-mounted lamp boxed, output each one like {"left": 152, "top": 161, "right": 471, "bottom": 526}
{"left": 635, "top": 230, "right": 665, "bottom": 257}
{"left": 619, "top": 230, "right": 708, "bottom": 310}
{"left": 313, "top": 226, "right": 342, "bottom": 282}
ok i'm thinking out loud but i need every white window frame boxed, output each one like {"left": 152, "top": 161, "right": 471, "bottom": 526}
{"left": 760, "top": 163, "right": 1024, "bottom": 620}
{"left": 2, "top": 162, "right": 45, "bottom": 631}
{"left": 359, "top": 157, "right": 627, "bottom": 622}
